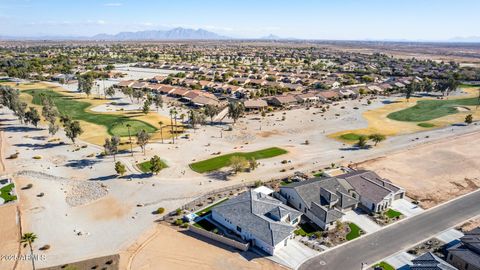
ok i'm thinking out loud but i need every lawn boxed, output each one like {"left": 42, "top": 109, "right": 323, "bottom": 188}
{"left": 189, "top": 147, "right": 288, "bottom": 173}
{"left": 373, "top": 261, "right": 395, "bottom": 270}
{"left": 387, "top": 97, "right": 480, "bottom": 122}
{"left": 386, "top": 209, "right": 402, "bottom": 219}
{"left": 346, "top": 223, "right": 362, "bottom": 240}
{"left": 24, "top": 89, "right": 157, "bottom": 137}
{"left": 193, "top": 218, "right": 218, "bottom": 231}
{"left": 339, "top": 133, "right": 363, "bottom": 141}
{"left": 417, "top": 122, "right": 435, "bottom": 128}
{"left": 0, "top": 183, "right": 17, "bottom": 203}
{"left": 137, "top": 159, "right": 168, "bottom": 173}
{"left": 294, "top": 222, "right": 319, "bottom": 237}
{"left": 195, "top": 198, "right": 229, "bottom": 217}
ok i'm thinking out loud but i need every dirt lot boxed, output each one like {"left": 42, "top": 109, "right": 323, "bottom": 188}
{"left": 358, "top": 131, "right": 480, "bottom": 208}
{"left": 121, "top": 224, "right": 286, "bottom": 270}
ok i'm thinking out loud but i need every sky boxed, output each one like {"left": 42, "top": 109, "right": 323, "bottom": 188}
{"left": 0, "top": 0, "right": 479, "bottom": 41}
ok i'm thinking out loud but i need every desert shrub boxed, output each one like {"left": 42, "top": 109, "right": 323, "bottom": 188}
{"left": 33, "top": 155, "right": 42, "bottom": 159}
{"left": 174, "top": 219, "right": 184, "bottom": 226}
{"left": 39, "top": 244, "right": 50, "bottom": 250}
{"left": 157, "top": 207, "right": 165, "bottom": 214}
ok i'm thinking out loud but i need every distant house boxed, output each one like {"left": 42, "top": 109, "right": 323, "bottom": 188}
{"left": 409, "top": 252, "right": 457, "bottom": 270}
{"left": 279, "top": 177, "right": 358, "bottom": 230}
{"left": 337, "top": 170, "right": 405, "bottom": 213}
{"left": 295, "top": 92, "right": 320, "bottom": 103}
{"left": 190, "top": 95, "right": 219, "bottom": 107}
{"left": 116, "top": 80, "right": 135, "bottom": 88}
{"left": 158, "top": 85, "right": 176, "bottom": 95}
{"left": 317, "top": 90, "right": 339, "bottom": 101}
{"left": 447, "top": 227, "right": 480, "bottom": 270}
{"left": 131, "top": 81, "right": 148, "bottom": 90}
{"left": 269, "top": 95, "right": 298, "bottom": 107}
{"left": 244, "top": 99, "right": 268, "bottom": 111}
{"left": 211, "top": 190, "right": 302, "bottom": 255}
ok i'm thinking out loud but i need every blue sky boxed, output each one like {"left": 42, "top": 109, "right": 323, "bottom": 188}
{"left": 0, "top": 0, "right": 479, "bottom": 40}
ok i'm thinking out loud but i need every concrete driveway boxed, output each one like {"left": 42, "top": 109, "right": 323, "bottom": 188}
{"left": 271, "top": 238, "right": 318, "bottom": 269}
{"left": 391, "top": 199, "right": 424, "bottom": 217}
{"left": 342, "top": 209, "right": 382, "bottom": 233}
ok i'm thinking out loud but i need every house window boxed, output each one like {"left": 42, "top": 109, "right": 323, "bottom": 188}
{"left": 465, "top": 263, "right": 469, "bottom": 270}
{"left": 236, "top": 226, "right": 242, "bottom": 233}
{"left": 448, "top": 254, "right": 453, "bottom": 261}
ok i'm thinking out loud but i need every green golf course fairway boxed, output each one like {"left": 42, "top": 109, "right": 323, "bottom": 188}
{"left": 190, "top": 147, "right": 288, "bottom": 173}
{"left": 387, "top": 97, "right": 480, "bottom": 122}
{"left": 24, "top": 89, "right": 157, "bottom": 137}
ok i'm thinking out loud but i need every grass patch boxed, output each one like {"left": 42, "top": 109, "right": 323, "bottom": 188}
{"left": 0, "top": 183, "right": 17, "bottom": 203}
{"left": 417, "top": 122, "right": 435, "bottom": 128}
{"left": 339, "top": 133, "right": 363, "bottom": 141}
{"left": 386, "top": 209, "right": 402, "bottom": 219}
{"left": 346, "top": 223, "right": 362, "bottom": 241}
{"left": 373, "top": 261, "right": 395, "bottom": 270}
{"left": 189, "top": 147, "right": 287, "bottom": 173}
{"left": 387, "top": 97, "right": 480, "bottom": 122}
{"left": 459, "top": 83, "right": 480, "bottom": 88}
{"left": 24, "top": 89, "right": 157, "bottom": 137}
{"left": 294, "top": 223, "right": 318, "bottom": 237}
{"left": 195, "top": 198, "right": 229, "bottom": 217}
{"left": 137, "top": 159, "right": 168, "bottom": 173}
{"left": 193, "top": 219, "right": 217, "bottom": 231}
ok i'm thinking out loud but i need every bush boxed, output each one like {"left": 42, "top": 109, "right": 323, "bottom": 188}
{"left": 175, "top": 208, "right": 182, "bottom": 215}
{"left": 39, "top": 244, "right": 50, "bottom": 251}
{"left": 157, "top": 207, "right": 165, "bottom": 214}
{"left": 180, "top": 223, "right": 189, "bottom": 229}
{"left": 174, "top": 219, "right": 184, "bottom": 226}
{"left": 33, "top": 155, "right": 42, "bottom": 159}
{"left": 7, "top": 153, "right": 18, "bottom": 159}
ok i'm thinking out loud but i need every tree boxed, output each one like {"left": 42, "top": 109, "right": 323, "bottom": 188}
{"left": 149, "top": 155, "right": 164, "bottom": 175}
{"left": 356, "top": 135, "right": 368, "bottom": 148}
{"left": 158, "top": 121, "right": 164, "bottom": 144}
{"left": 369, "top": 134, "right": 386, "bottom": 146}
{"left": 189, "top": 109, "right": 199, "bottom": 131}
{"left": 136, "top": 129, "right": 150, "bottom": 155}
{"left": 122, "top": 87, "right": 134, "bottom": 102}
{"left": 21, "top": 232, "right": 37, "bottom": 270}
{"left": 227, "top": 101, "right": 244, "bottom": 125}
{"left": 125, "top": 123, "right": 133, "bottom": 155}
{"left": 248, "top": 158, "right": 259, "bottom": 172}
{"left": 41, "top": 96, "right": 59, "bottom": 135}
{"left": 60, "top": 116, "right": 83, "bottom": 143}
{"left": 169, "top": 108, "right": 177, "bottom": 143}
{"left": 204, "top": 104, "right": 219, "bottom": 124}
{"left": 230, "top": 156, "right": 248, "bottom": 174}
{"left": 142, "top": 98, "right": 151, "bottom": 115}
{"left": 115, "top": 161, "right": 126, "bottom": 176}
{"left": 133, "top": 90, "right": 144, "bottom": 103}
{"left": 465, "top": 114, "right": 473, "bottom": 125}
{"left": 104, "top": 136, "right": 120, "bottom": 161}
{"left": 25, "top": 107, "right": 41, "bottom": 127}
{"left": 105, "top": 86, "right": 116, "bottom": 99}
{"left": 405, "top": 81, "right": 419, "bottom": 102}
{"left": 78, "top": 75, "right": 93, "bottom": 97}
{"left": 154, "top": 94, "right": 163, "bottom": 112}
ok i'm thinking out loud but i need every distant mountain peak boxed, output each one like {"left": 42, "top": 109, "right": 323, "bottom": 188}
{"left": 261, "top": 34, "right": 281, "bottom": 40}
{"left": 92, "top": 27, "right": 228, "bottom": 41}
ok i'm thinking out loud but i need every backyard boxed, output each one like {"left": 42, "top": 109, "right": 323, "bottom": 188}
{"left": 373, "top": 261, "right": 396, "bottom": 270}
{"left": 24, "top": 88, "right": 157, "bottom": 137}
{"left": 387, "top": 97, "right": 480, "bottom": 122}
{"left": 195, "top": 198, "right": 229, "bottom": 217}
{"left": 189, "top": 147, "right": 288, "bottom": 173}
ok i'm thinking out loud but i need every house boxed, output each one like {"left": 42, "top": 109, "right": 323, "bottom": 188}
{"left": 447, "top": 227, "right": 480, "bottom": 270}
{"left": 190, "top": 95, "right": 220, "bottom": 107}
{"left": 269, "top": 95, "right": 298, "bottom": 107}
{"left": 279, "top": 177, "right": 358, "bottom": 230}
{"left": 409, "top": 252, "right": 457, "bottom": 270}
{"left": 211, "top": 190, "right": 302, "bottom": 255}
{"left": 131, "top": 81, "right": 148, "bottom": 90}
{"left": 295, "top": 92, "right": 320, "bottom": 104}
{"left": 116, "top": 80, "right": 135, "bottom": 88}
{"left": 337, "top": 170, "right": 405, "bottom": 213}
{"left": 244, "top": 99, "right": 268, "bottom": 111}
{"left": 317, "top": 90, "right": 339, "bottom": 101}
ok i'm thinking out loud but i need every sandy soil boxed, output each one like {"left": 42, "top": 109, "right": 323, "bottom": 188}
{"left": 123, "top": 224, "right": 286, "bottom": 270}
{"left": 358, "top": 131, "right": 480, "bottom": 208}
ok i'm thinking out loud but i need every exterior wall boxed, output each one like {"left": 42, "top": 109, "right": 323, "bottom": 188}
{"left": 280, "top": 188, "right": 330, "bottom": 230}
{"left": 447, "top": 253, "right": 480, "bottom": 270}
{"left": 211, "top": 210, "right": 277, "bottom": 255}
{"left": 189, "top": 225, "right": 250, "bottom": 252}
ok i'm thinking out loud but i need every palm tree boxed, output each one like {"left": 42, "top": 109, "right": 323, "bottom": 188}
{"left": 169, "top": 108, "right": 175, "bottom": 144}
{"left": 126, "top": 123, "right": 133, "bottom": 156}
{"left": 369, "top": 134, "right": 386, "bottom": 146}
{"left": 173, "top": 109, "right": 179, "bottom": 139}
{"left": 158, "top": 121, "right": 164, "bottom": 144}
{"left": 21, "top": 232, "right": 37, "bottom": 270}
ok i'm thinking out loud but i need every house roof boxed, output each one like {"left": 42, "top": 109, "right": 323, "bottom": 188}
{"left": 271, "top": 95, "right": 297, "bottom": 104}
{"left": 212, "top": 190, "right": 301, "bottom": 246}
{"left": 410, "top": 252, "right": 457, "bottom": 270}
{"left": 244, "top": 99, "right": 268, "bottom": 108}
{"left": 339, "top": 170, "right": 402, "bottom": 204}
{"left": 281, "top": 177, "right": 358, "bottom": 223}
{"left": 447, "top": 227, "right": 480, "bottom": 268}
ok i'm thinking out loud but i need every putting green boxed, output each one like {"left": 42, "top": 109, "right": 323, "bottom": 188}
{"left": 24, "top": 89, "right": 157, "bottom": 137}
{"left": 387, "top": 98, "right": 480, "bottom": 122}
{"left": 190, "top": 147, "right": 288, "bottom": 173}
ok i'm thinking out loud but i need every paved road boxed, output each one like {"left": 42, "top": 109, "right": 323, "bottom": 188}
{"left": 299, "top": 190, "right": 480, "bottom": 270}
